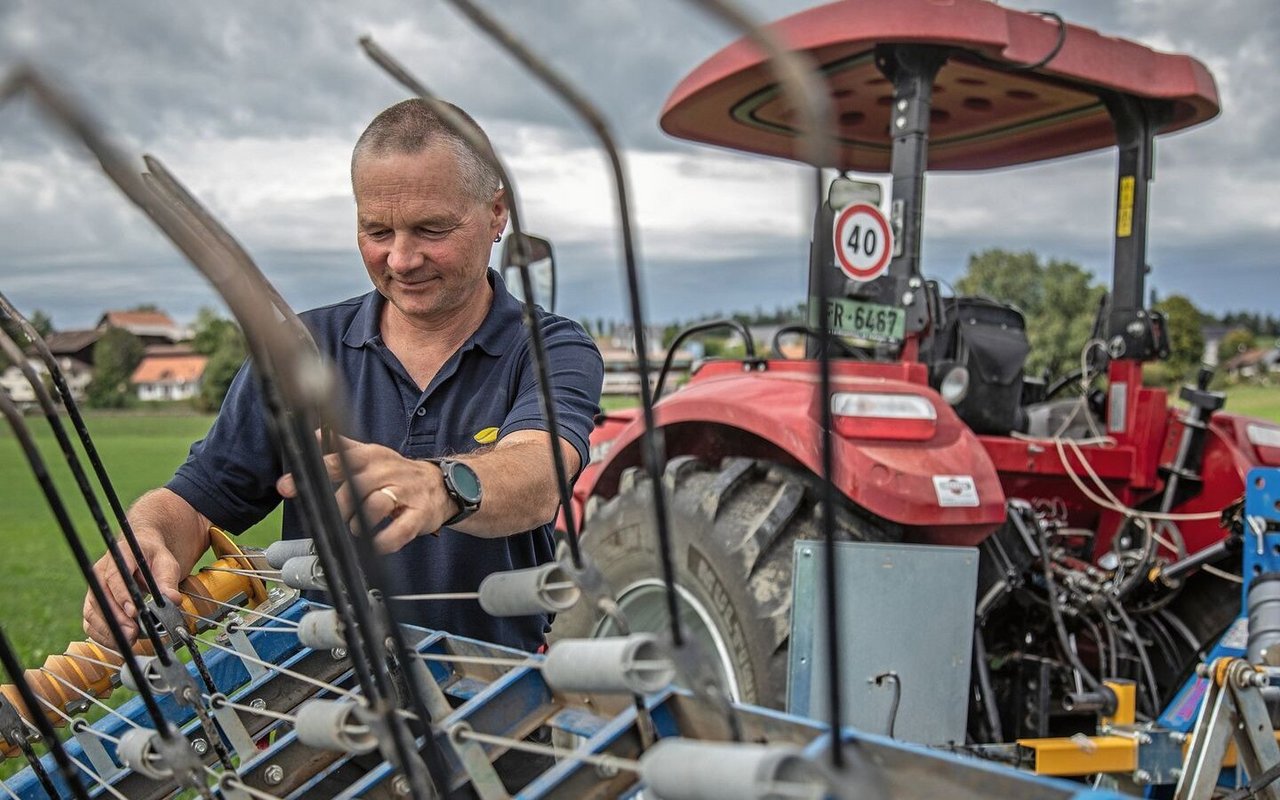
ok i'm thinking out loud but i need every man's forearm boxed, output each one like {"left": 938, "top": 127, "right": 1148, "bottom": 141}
{"left": 450, "top": 434, "right": 578, "bottom": 538}
{"left": 128, "top": 488, "right": 213, "bottom": 577}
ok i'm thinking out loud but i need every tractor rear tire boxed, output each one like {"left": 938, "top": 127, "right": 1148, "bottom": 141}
{"left": 552, "top": 456, "right": 901, "bottom": 709}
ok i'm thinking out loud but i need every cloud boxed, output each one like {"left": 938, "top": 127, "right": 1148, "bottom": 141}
{"left": 0, "top": 0, "right": 1275, "bottom": 330}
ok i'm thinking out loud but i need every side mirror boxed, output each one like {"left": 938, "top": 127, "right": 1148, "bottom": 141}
{"left": 501, "top": 233, "right": 557, "bottom": 313}
{"left": 827, "top": 175, "right": 882, "bottom": 210}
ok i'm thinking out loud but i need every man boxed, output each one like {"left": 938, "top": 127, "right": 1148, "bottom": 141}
{"left": 83, "top": 99, "right": 604, "bottom": 652}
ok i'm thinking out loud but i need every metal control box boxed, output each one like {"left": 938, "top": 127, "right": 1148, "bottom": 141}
{"left": 788, "top": 540, "right": 979, "bottom": 745}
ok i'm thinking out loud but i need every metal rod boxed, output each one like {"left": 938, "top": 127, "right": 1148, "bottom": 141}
{"left": 680, "top": 0, "right": 842, "bottom": 766}
{"left": 0, "top": 67, "right": 437, "bottom": 797}
{"left": 439, "top": 0, "right": 683, "bottom": 648}
{"left": 0, "top": 628, "right": 93, "bottom": 800}
{"left": 0, "top": 387, "right": 176, "bottom": 738}
{"left": 357, "top": 35, "right": 584, "bottom": 570}
{"left": 0, "top": 294, "right": 173, "bottom": 607}
{"left": 0, "top": 324, "right": 176, "bottom": 669}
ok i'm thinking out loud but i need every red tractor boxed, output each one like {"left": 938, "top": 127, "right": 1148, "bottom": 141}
{"left": 553, "top": 0, "right": 1280, "bottom": 744}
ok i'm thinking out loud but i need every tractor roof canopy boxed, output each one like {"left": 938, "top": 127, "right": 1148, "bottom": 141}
{"left": 660, "top": 0, "right": 1219, "bottom": 171}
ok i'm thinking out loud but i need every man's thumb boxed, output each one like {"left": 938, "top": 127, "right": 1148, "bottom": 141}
{"left": 150, "top": 550, "right": 185, "bottom": 603}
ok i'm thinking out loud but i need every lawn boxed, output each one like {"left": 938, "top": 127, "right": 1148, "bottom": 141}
{"left": 1218, "top": 382, "right": 1280, "bottom": 422}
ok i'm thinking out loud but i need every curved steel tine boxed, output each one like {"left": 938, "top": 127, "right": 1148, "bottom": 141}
{"left": 679, "top": 0, "right": 849, "bottom": 767}
{"left": 1, "top": 66, "right": 441, "bottom": 798}
{"left": 358, "top": 35, "right": 585, "bottom": 568}
{"left": 438, "top": 0, "right": 685, "bottom": 653}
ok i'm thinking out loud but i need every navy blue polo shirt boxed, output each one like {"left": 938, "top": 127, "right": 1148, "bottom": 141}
{"left": 168, "top": 269, "right": 603, "bottom": 651}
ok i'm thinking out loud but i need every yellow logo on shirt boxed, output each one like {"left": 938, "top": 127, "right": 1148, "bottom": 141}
{"left": 473, "top": 426, "right": 499, "bottom": 444}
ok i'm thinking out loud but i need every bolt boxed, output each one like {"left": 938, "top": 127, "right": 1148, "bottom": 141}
{"left": 391, "top": 776, "right": 411, "bottom": 796}
{"left": 267, "top": 586, "right": 286, "bottom": 602}
{"left": 250, "top": 698, "right": 267, "bottom": 711}
{"left": 908, "top": 276, "right": 922, "bottom": 289}
{"left": 191, "top": 738, "right": 208, "bottom": 756}
{"left": 1134, "top": 769, "right": 1151, "bottom": 784}
{"left": 595, "top": 759, "right": 620, "bottom": 779}
{"left": 801, "top": 548, "right": 812, "bottom": 558}
{"left": 332, "top": 647, "right": 347, "bottom": 660}
{"left": 895, "top": 116, "right": 907, "bottom": 128}
{"left": 902, "top": 291, "right": 916, "bottom": 306}
{"left": 263, "top": 764, "right": 284, "bottom": 786}
{"left": 897, "top": 99, "right": 908, "bottom": 111}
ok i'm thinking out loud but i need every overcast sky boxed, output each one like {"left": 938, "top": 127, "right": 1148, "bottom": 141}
{"left": 0, "top": 0, "right": 1275, "bottom": 331}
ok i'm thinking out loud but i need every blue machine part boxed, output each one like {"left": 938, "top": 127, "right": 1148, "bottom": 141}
{"left": 16, "top": 567, "right": 1262, "bottom": 799}
{"left": 1159, "top": 467, "right": 1280, "bottom": 733}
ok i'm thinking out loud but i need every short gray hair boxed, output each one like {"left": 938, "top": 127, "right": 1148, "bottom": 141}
{"left": 351, "top": 99, "right": 501, "bottom": 203}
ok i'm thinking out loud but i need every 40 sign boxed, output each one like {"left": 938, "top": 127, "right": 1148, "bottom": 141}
{"left": 833, "top": 202, "right": 893, "bottom": 282}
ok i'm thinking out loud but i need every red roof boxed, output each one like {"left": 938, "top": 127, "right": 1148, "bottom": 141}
{"left": 130, "top": 354, "right": 208, "bottom": 385}
{"left": 660, "top": 0, "right": 1220, "bottom": 171}
{"left": 102, "top": 310, "right": 177, "bottom": 329}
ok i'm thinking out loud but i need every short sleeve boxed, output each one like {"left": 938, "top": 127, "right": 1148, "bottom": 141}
{"left": 498, "top": 316, "right": 603, "bottom": 473}
{"left": 165, "top": 360, "right": 284, "bottom": 533}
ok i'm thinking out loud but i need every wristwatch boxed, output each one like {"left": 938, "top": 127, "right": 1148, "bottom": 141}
{"left": 438, "top": 459, "right": 482, "bottom": 527}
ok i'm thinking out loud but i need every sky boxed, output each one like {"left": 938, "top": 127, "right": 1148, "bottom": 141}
{"left": 0, "top": 0, "right": 1276, "bottom": 331}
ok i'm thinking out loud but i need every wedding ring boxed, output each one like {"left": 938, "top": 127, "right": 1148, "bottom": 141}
{"left": 378, "top": 486, "right": 401, "bottom": 509}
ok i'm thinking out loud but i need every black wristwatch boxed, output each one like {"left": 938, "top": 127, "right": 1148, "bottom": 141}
{"left": 438, "top": 459, "right": 482, "bottom": 527}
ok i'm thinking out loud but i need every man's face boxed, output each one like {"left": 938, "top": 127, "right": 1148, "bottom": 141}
{"left": 353, "top": 144, "right": 506, "bottom": 326}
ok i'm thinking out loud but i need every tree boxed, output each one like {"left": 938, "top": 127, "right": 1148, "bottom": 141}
{"left": 1154, "top": 294, "right": 1207, "bottom": 379}
{"left": 86, "top": 328, "right": 144, "bottom": 408}
{"left": 1218, "top": 327, "right": 1256, "bottom": 364}
{"left": 28, "top": 309, "right": 53, "bottom": 339}
{"left": 955, "top": 248, "right": 1105, "bottom": 377}
{"left": 191, "top": 307, "right": 246, "bottom": 411}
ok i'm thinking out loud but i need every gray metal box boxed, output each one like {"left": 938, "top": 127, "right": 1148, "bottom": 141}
{"left": 788, "top": 540, "right": 979, "bottom": 745}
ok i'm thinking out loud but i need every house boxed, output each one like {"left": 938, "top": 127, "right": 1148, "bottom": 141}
{"left": 1223, "top": 346, "right": 1280, "bottom": 382}
{"left": 43, "top": 328, "right": 106, "bottom": 366}
{"left": 130, "top": 352, "right": 208, "bottom": 402}
{"left": 0, "top": 356, "right": 93, "bottom": 408}
{"left": 97, "top": 310, "right": 188, "bottom": 347}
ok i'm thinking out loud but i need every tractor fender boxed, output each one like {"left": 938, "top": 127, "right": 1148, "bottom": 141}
{"left": 577, "top": 370, "right": 1006, "bottom": 546}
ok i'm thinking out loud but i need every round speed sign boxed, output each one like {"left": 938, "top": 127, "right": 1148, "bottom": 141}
{"left": 832, "top": 202, "right": 893, "bottom": 282}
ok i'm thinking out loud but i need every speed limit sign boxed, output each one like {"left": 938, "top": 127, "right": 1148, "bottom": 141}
{"left": 833, "top": 202, "right": 893, "bottom": 282}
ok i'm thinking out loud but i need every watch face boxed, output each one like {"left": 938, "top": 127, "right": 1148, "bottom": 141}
{"left": 447, "top": 461, "right": 482, "bottom": 504}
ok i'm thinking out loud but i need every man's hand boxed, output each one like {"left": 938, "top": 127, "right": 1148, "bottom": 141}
{"left": 276, "top": 436, "right": 454, "bottom": 554}
{"left": 82, "top": 529, "right": 185, "bottom": 647}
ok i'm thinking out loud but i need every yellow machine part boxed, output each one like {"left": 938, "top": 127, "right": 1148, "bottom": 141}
{"left": 1017, "top": 734, "right": 1138, "bottom": 776}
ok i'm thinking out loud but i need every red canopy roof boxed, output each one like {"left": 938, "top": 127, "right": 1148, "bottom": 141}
{"left": 660, "top": 0, "right": 1219, "bottom": 171}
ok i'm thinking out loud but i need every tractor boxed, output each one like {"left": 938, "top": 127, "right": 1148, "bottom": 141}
{"left": 551, "top": 0, "right": 1280, "bottom": 748}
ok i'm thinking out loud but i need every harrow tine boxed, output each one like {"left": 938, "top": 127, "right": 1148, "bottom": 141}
{"left": 0, "top": 293, "right": 173, "bottom": 609}
{"left": 358, "top": 35, "right": 586, "bottom": 570}
{"left": 0, "top": 628, "right": 93, "bottom": 800}
{"left": 0, "top": 65, "right": 444, "bottom": 798}
{"left": 0, "top": 387, "right": 209, "bottom": 795}
{"left": 439, "top": 0, "right": 683, "bottom": 658}
{"left": 677, "top": 0, "right": 849, "bottom": 768}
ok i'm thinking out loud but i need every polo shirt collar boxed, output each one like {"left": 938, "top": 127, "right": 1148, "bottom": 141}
{"left": 341, "top": 269, "right": 524, "bottom": 356}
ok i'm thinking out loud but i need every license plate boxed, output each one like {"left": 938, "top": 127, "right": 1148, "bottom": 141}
{"left": 812, "top": 297, "right": 906, "bottom": 343}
